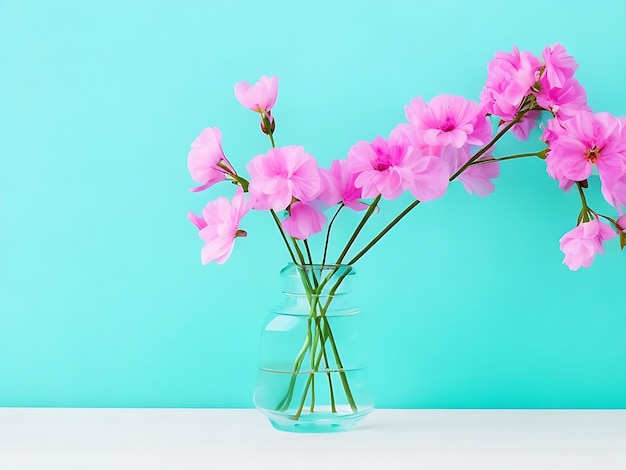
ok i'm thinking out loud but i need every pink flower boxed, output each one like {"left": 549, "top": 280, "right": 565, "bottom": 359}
{"left": 399, "top": 124, "right": 500, "bottom": 198}
{"left": 347, "top": 135, "right": 449, "bottom": 201}
{"left": 282, "top": 201, "right": 327, "bottom": 240}
{"left": 196, "top": 187, "right": 252, "bottom": 265}
{"left": 541, "top": 116, "right": 565, "bottom": 146}
{"left": 187, "top": 127, "right": 234, "bottom": 192}
{"left": 517, "top": 44, "right": 585, "bottom": 135}
{"left": 559, "top": 218, "right": 616, "bottom": 270}
{"left": 542, "top": 43, "right": 577, "bottom": 90}
{"left": 405, "top": 95, "right": 492, "bottom": 149}
{"left": 509, "top": 110, "right": 543, "bottom": 141}
{"left": 459, "top": 157, "right": 500, "bottom": 196}
{"left": 440, "top": 145, "right": 500, "bottom": 197}
{"left": 234, "top": 75, "right": 278, "bottom": 113}
{"left": 407, "top": 153, "right": 452, "bottom": 202}
{"left": 246, "top": 145, "right": 322, "bottom": 211}
{"left": 540, "top": 119, "right": 577, "bottom": 194}
{"left": 319, "top": 159, "right": 368, "bottom": 211}
{"left": 479, "top": 47, "right": 542, "bottom": 121}
{"left": 600, "top": 170, "right": 626, "bottom": 211}
{"left": 618, "top": 215, "right": 626, "bottom": 231}
{"left": 536, "top": 77, "right": 589, "bottom": 119}
{"left": 545, "top": 111, "right": 626, "bottom": 188}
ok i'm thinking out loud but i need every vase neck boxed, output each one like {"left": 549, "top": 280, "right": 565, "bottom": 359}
{"left": 280, "top": 263, "right": 355, "bottom": 297}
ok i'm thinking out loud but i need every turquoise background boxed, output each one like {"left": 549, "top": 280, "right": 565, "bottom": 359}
{"left": 1, "top": 0, "right": 625, "bottom": 408}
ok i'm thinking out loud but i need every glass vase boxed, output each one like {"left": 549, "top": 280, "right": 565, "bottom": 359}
{"left": 253, "top": 263, "right": 374, "bottom": 432}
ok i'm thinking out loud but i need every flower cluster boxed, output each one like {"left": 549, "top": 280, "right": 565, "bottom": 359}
{"left": 188, "top": 46, "right": 626, "bottom": 270}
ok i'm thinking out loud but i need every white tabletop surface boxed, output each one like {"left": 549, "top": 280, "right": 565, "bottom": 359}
{"left": 1, "top": 408, "right": 625, "bottom": 469}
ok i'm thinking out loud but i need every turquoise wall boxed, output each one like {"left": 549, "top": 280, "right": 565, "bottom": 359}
{"left": 1, "top": 0, "right": 625, "bottom": 408}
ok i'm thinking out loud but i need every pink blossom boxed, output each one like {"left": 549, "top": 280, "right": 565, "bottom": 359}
{"left": 559, "top": 218, "right": 616, "bottom": 270}
{"left": 386, "top": 124, "right": 496, "bottom": 196}
{"left": 282, "top": 201, "right": 327, "bottom": 240}
{"left": 197, "top": 187, "right": 251, "bottom": 265}
{"left": 319, "top": 159, "right": 368, "bottom": 211}
{"left": 542, "top": 43, "right": 577, "bottom": 90}
{"left": 440, "top": 145, "right": 500, "bottom": 197}
{"left": 600, "top": 170, "right": 626, "bottom": 212}
{"left": 405, "top": 95, "right": 492, "bottom": 149}
{"left": 234, "top": 75, "right": 278, "bottom": 113}
{"left": 459, "top": 157, "right": 500, "bottom": 196}
{"left": 347, "top": 135, "right": 449, "bottom": 201}
{"left": 187, "top": 127, "right": 234, "bottom": 192}
{"left": 545, "top": 111, "right": 626, "bottom": 188}
{"left": 528, "top": 45, "right": 586, "bottom": 126}
{"left": 509, "top": 110, "right": 543, "bottom": 141}
{"left": 479, "top": 47, "right": 542, "bottom": 121}
{"left": 246, "top": 145, "right": 322, "bottom": 211}
{"left": 541, "top": 116, "right": 565, "bottom": 145}
{"left": 347, "top": 137, "right": 408, "bottom": 200}
{"left": 540, "top": 119, "right": 577, "bottom": 192}
{"left": 388, "top": 123, "right": 419, "bottom": 150}
{"left": 618, "top": 215, "right": 626, "bottom": 231}
{"left": 407, "top": 152, "right": 452, "bottom": 201}
{"left": 536, "top": 77, "right": 589, "bottom": 119}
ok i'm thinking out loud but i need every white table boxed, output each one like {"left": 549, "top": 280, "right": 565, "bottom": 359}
{"left": 1, "top": 408, "right": 625, "bottom": 469}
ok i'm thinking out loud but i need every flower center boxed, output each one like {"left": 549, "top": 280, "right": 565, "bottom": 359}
{"left": 440, "top": 117, "right": 456, "bottom": 132}
{"left": 585, "top": 146, "right": 600, "bottom": 164}
{"left": 373, "top": 157, "right": 390, "bottom": 171}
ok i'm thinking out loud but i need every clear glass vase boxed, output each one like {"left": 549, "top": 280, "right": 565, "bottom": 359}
{"left": 253, "top": 263, "right": 374, "bottom": 433}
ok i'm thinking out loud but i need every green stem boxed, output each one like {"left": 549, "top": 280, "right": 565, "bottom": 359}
{"left": 276, "top": 328, "right": 311, "bottom": 411}
{"left": 303, "top": 240, "right": 315, "bottom": 267}
{"left": 576, "top": 181, "right": 589, "bottom": 211}
{"left": 294, "top": 350, "right": 323, "bottom": 419}
{"left": 294, "top": 316, "right": 345, "bottom": 419}
{"left": 276, "top": 267, "right": 319, "bottom": 412}
{"left": 316, "top": 317, "right": 337, "bottom": 413}
{"left": 468, "top": 149, "right": 547, "bottom": 166}
{"left": 309, "top": 315, "right": 319, "bottom": 414}
{"left": 294, "top": 269, "right": 359, "bottom": 418}
{"left": 291, "top": 239, "right": 307, "bottom": 266}
{"left": 293, "top": 315, "right": 330, "bottom": 419}
{"left": 263, "top": 111, "right": 276, "bottom": 149}
{"left": 322, "top": 204, "right": 344, "bottom": 267}
{"left": 269, "top": 210, "right": 298, "bottom": 265}
{"left": 320, "top": 270, "right": 357, "bottom": 412}
{"left": 576, "top": 182, "right": 592, "bottom": 224}
{"left": 269, "top": 133, "right": 275, "bottom": 148}
{"left": 335, "top": 195, "right": 381, "bottom": 265}
{"left": 322, "top": 315, "right": 357, "bottom": 412}
{"left": 348, "top": 200, "right": 420, "bottom": 265}
{"left": 289, "top": 267, "right": 357, "bottom": 418}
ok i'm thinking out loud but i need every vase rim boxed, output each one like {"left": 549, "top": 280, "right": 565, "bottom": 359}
{"left": 281, "top": 263, "right": 355, "bottom": 276}
{"left": 290, "top": 262, "right": 352, "bottom": 268}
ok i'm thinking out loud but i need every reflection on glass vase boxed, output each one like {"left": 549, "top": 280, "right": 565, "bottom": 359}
{"left": 254, "top": 263, "right": 374, "bottom": 433}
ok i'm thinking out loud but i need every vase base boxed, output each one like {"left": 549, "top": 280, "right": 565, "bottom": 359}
{"left": 259, "top": 406, "right": 373, "bottom": 433}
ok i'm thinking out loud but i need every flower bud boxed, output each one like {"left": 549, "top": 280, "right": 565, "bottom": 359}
{"left": 261, "top": 111, "right": 276, "bottom": 135}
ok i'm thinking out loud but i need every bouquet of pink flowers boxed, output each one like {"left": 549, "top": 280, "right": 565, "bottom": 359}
{"left": 187, "top": 44, "right": 625, "bottom": 426}
{"left": 188, "top": 44, "right": 625, "bottom": 271}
